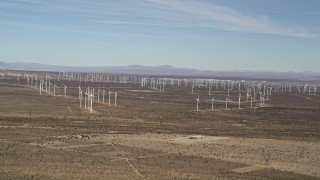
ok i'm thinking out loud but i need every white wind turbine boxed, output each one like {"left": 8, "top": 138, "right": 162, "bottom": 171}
{"left": 45, "top": 75, "right": 48, "bottom": 92}
{"left": 88, "top": 89, "right": 91, "bottom": 110}
{"left": 62, "top": 84, "right": 67, "bottom": 98}
{"left": 48, "top": 76, "right": 51, "bottom": 93}
{"left": 97, "top": 89, "right": 101, "bottom": 103}
{"left": 48, "top": 82, "right": 52, "bottom": 94}
{"left": 79, "top": 90, "right": 83, "bottom": 108}
{"left": 92, "top": 88, "right": 95, "bottom": 101}
{"left": 78, "top": 86, "right": 82, "bottom": 99}
{"left": 238, "top": 93, "right": 242, "bottom": 109}
{"left": 86, "top": 91, "right": 93, "bottom": 113}
{"left": 39, "top": 80, "right": 42, "bottom": 95}
{"left": 260, "top": 96, "right": 265, "bottom": 107}
{"left": 196, "top": 94, "right": 200, "bottom": 111}
{"left": 27, "top": 77, "right": 30, "bottom": 87}
{"left": 30, "top": 78, "right": 33, "bottom": 87}
{"left": 35, "top": 74, "right": 37, "bottom": 87}
{"left": 114, "top": 92, "right": 117, "bottom": 106}
{"left": 84, "top": 89, "right": 87, "bottom": 109}
{"left": 211, "top": 96, "right": 214, "bottom": 111}
{"left": 53, "top": 84, "right": 58, "bottom": 96}
{"left": 102, "top": 90, "right": 105, "bottom": 104}
{"left": 225, "top": 98, "right": 230, "bottom": 110}
{"left": 109, "top": 90, "right": 111, "bottom": 105}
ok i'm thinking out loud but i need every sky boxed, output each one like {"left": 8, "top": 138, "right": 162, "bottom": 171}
{"left": 0, "top": 0, "right": 320, "bottom": 72}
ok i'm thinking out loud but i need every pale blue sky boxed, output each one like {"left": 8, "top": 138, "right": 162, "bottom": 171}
{"left": 0, "top": 0, "right": 320, "bottom": 72}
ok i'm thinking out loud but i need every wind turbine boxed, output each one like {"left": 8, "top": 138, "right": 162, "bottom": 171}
{"left": 308, "top": 85, "right": 311, "bottom": 95}
{"left": 48, "top": 82, "right": 52, "bottom": 94}
{"left": 27, "top": 77, "right": 30, "bottom": 87}
{"left": 102, "top": 90, "right": 105, "bottom": 104}
{"left": 109, "top": 90, "right": 111, "bottom": 105}
{"left": 238, "top": 93, "right": 241, "bottom": 109}
{"left": 84, "top": 90, "right": 87, "bottom": 109}
{"left": 92, "top": 88, "right": 95, "bottom": 101}
{"left": 89, "top": 92, "right": 93, "bottom": 112}
{"left": 39, "top": 80, "right": 42, "bottom": 95}
{"left": 260, "top": 96, "right": 265, "bottom": 107}
{"left": 62, "top": 84, "right": 67, "bottom": 98}
{"left": 79, "top": 90, "right": 82, "bottom": 108}
{"left": 225, "top": 98, "right": 230, "bottom": 110}
{"left": 30, "top": 78, "right": 33, "bottom": 87}
{"left": 78, "top": 86, "right": 82, "bottom": 99}
{"left": 35, "top": 74, "right": 37, "bottom": 87}
{"left": 211, "top": 96, "right": 214, "bottom": 111}
{"left": 114, "top": 92, "right": 117, "bottom": 106}
{"left": 53, "top": 84, "right": 58, "bottom": 96}
{"left": 97, "top": 89, "right": 101, "bottom": 103}
{"left": 196, "top": 94, "right": 200, "bottom": 111}
{"left": 45, "top": 79, "right": 48, "bottom": 92}
{"left": 85, "top": 90, "right": 93, "bottom": 113}
{"left": 48, "top": 76, "right": 51, "bottom": 93}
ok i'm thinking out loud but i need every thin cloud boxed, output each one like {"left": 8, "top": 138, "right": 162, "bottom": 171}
{"left": 144, "top": 0, "right": 315, "bottom": 38}
{"left": 3, "top": 0, "right": 316, "bottom": 38}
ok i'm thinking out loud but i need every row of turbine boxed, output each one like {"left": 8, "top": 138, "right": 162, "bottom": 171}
{"left": 195, "top": 91, "right": 268, "bottom": 111}
{"left": 23, "top": 74, "right": 118, "bottom": 113}
{"left": 78, "top": 87, "right": 117, "bottom": 113}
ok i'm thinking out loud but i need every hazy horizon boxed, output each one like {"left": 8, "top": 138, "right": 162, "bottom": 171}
{"left": 2, "top": 60, "right": 320, "bottom": 74}
{"left": 1, "top": 0, "right": 320, "bottom": 72}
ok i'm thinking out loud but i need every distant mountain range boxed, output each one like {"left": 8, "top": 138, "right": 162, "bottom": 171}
{"left": 1, "top": 61, "right": 319, "bottom": 81}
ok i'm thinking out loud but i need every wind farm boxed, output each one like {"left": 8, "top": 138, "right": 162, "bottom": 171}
{"left": 0, "top": 67, "right": 319, "bottom": 179}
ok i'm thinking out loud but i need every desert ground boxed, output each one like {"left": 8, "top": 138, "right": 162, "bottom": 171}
{"left": 0, "top": 71, "right": 320, "bottom": 179}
